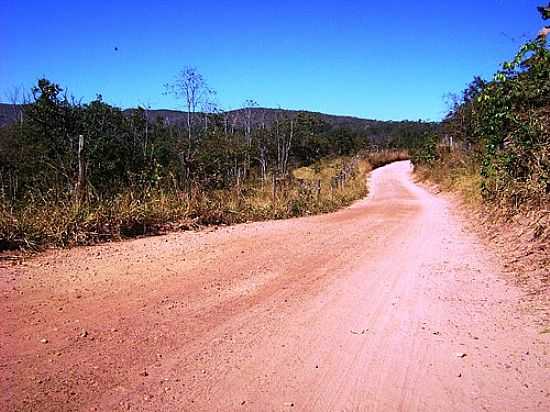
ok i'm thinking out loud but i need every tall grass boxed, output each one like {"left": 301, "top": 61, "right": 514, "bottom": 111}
{"left": 0, "top": 150, "right": 408, "bottom": 251}
{"left": 414, "top": 148, "right": 483, "bottom": 206}
{"left": 414, "top": 146, "right": 548, "bottom": 245}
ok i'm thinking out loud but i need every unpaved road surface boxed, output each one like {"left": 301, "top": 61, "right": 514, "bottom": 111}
{"left": 1, "top": 161, "right": 549, "bottom": 411}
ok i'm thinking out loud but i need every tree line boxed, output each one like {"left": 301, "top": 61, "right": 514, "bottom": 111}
{"left": 0, "top": 71, "right": 433, "bottom": 205}
{"left": 412, "top": 4, "right": 549, "bottom": 209}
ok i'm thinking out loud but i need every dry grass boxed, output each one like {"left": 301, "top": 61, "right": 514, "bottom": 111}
{"left": 414, "top": 149, "right": 482, "bottom": 206}
{"left": 363, "top": 149, "right": 410, "bottom": 169}
{"left": 414, "top": 147, "right": 549, "bottom": 301}
{"left": 0, "top": 150, "right": 408, "bottom": 251}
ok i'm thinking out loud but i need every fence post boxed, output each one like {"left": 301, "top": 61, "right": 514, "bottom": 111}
{"left": 316, "top": 179, "right": 321, "bottom": 202}
{"left": 77, "top": 134, "right": 87, "bottom": 202}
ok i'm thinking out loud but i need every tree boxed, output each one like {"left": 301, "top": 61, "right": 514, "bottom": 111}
{"left": 538, "top": 3, "right": 550, "bottom": 37}
{"left": 292, "top": 113, "right": 331, "bottom": 162}
{"left": 242, "top": 99, "right": 258, "bottom": 142}
{"left": 24, "top": 79, "right": 81, "bottom": 198}
{"left": 538, "top": 3, "right": 550, "bottom": 19}
{"left": 241, "top": 99, "right": 260, "bottom": 178}
{"left": 4, "top": 85, "right": 27, "bottom": 127}
{"left": 164, "top": 67, "right": 211, "bottom": 145}
{"left": 200, "top": 89, "right": 218, "bottom": 132}
{"left": 164, "top": 67, "right": 213, "bottom": 190}
{"left": 274, "top": 111, "right": 294, "bottom": 176}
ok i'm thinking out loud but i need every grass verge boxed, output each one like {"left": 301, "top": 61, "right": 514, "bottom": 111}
{"left": 0, "top": 150, "right": 408, "bottom": 251}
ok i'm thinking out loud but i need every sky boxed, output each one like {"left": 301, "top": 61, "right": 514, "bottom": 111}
{"left": 0, "top": 1, "right": 546, "bottom": 121}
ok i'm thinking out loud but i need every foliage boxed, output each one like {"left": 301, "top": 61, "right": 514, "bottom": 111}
{"left": 475, "top": 38, "right": 550, "bottom": 207}
{"left": 414, "top": 30, "right": 550, "bottom": 212}
{"left": 410, "top": 134, "right": 439, "bottom": 165}
{"left": 0, "top": 77, "right": 416, "bottom": 250}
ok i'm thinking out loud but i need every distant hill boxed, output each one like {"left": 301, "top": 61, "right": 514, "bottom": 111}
{"left": 0, "top": 103, "right": 434, "bottom": 144}
{"left": 123, "top": 107, "right": 386, "bottom": 131}
{"left": 0, "top": 103, "right": 24, "bottom": 127}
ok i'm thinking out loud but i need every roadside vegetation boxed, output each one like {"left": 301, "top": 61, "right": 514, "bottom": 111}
{"left": 412, "top": 5, "right": 549, "bottom": 235}
{"left": 0, "top": 150, "right": 406, "bottom": 250}
{"left": 0, "top": 73, "right": 418, "bottom": 250}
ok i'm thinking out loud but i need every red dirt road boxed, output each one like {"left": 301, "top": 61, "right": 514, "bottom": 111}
{"left": 1, "top": 161, "right": 549, "bottom": 411}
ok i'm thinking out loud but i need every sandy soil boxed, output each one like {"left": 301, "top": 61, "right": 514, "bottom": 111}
{"left": 1, "top": 161, "right": 548, "bottom": 411}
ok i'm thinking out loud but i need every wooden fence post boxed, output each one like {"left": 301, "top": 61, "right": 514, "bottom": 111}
{"left": 77, "top": 134, "right": 87, "bottom": 202}
{"left": 316, "top": 179, "right": 321, "bottom": 202}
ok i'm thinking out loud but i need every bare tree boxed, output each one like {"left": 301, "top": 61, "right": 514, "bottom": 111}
{"left": 257, "top": 123, "right": 269, "bottom": 182}
{"left": 242, "top": 99, "right": 258, "bottom": 143}
{"left": 4, "top": 85, "right": 28, "bottom": 127}
{"left": 241, "top": 99, "right": 259, "bottom": 178}
{"left": 274, "top": 110, "right": 294, "bottom": 177}
{"left": 254, "top": 108, "right": 269, "bottom": 182}
{"left": 137, "top": 100, "right": 153, "bottom": 159}
{"left": 201, "top": 89, "right": 218, "bottom": 133}
{"left": 164, "top": 67, "right": 213, "bottom": 190}
{"left": 164, "top": 67, "right": 210, "bottom": 145}
{"left": 228, "top": 109, "right": 241, "bottom": 135}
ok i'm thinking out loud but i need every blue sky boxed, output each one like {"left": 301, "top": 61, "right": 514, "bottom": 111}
{"left": 0, "top": 1, "right": 545, "bottom": 120}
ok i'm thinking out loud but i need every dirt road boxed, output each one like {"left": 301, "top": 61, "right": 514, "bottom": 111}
{"left": 1, "top": 161, "right": 548, "bottom": 411}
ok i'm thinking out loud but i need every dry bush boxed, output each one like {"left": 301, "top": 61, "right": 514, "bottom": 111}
{"left": 0, "top": 151, "right": 407, "bottom": 251}
{"left": 363, "top": 149, "right": 410, "bottom": 169}
{"left": 414, "top": 148, "right": 482, "bottom": 206}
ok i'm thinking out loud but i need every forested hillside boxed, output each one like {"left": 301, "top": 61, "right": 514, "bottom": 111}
{"left": 0, "top": 103, "right": 433, "bottom": 144}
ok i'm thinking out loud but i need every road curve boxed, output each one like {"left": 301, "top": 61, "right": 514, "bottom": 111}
{"left": 1, "top": 161, "right": 548, "bottom": 411}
